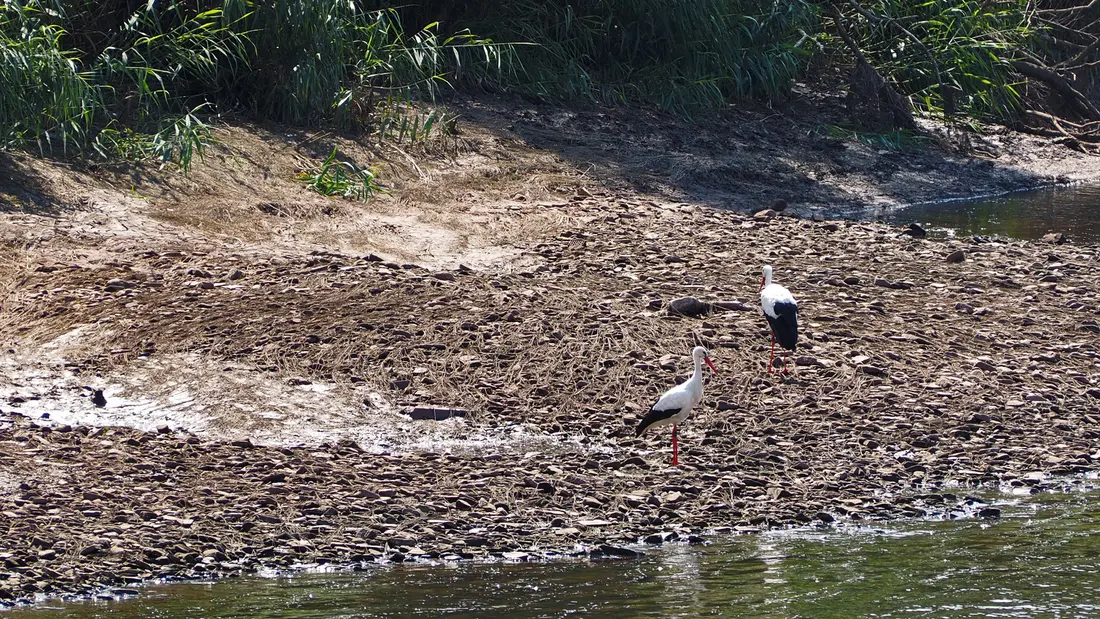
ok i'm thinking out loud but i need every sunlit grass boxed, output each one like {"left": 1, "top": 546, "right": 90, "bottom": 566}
{"left": 297, "top": 147, "right": 383, "bottom": 201}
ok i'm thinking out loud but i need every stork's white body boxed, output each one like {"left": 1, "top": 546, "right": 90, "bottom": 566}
{"left": 761, "top": 282, "right": 797, "bottom": 320}
{"left": 641, "top": 369, "right": 704, "bottom": 433}
{"left": 635, "top": 347, "right": 716, "bottom": 466}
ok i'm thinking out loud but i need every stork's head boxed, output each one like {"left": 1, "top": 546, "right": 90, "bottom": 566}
{"left": 761, "top": 264, "right": 773, "bottom": 291}
{"left": 692, "top": 346, "right": 717, "bottom": 373}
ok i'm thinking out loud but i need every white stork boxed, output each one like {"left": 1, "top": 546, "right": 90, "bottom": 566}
{"left": 760, "top": 265, "right": 798, "bottom": 373}
{"left": 635, "top": 346, "right": 717, "bottom": 466}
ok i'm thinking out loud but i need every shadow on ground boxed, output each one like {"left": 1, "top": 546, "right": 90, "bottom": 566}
{"left": 451, "top": 91, "right": 1060, "bottom": 218}
{"left": 0, "top": 152, "right": 73, "bottom": 216}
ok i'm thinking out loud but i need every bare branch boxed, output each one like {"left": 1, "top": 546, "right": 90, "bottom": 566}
{"left": 1011, "top": 60, "right": 1100, "bottom": 120}
{"left": 839, "top": 0, "right": 953, "bottom": 118}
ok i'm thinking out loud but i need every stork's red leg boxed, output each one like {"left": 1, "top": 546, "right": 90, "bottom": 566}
{"left": 768, "top": 333, "right": 776, "bottom": 373}
{"left": 671, "top": 425, "right": 679, "bottom": 466}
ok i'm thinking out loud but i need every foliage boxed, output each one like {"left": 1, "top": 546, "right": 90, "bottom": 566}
{"left": 830, "top": 0, "right": 1035, "bottom": 122}
{"left": 394, "top": 0, "right": 819, "bottom": 113}
{"left": 296, "top": 147, "right": 383, "bottom": 201}
{"left": 0, "top": 2, "right": 100, "bottom": 152}
{"left": 4, "top": 0, "right": 1096, "bottom": 166}
{"left": 0, "top": 0, "right": 503, "bottom": 169}
{"left": 816, "top": 124, "right": 931, "bottom": 149}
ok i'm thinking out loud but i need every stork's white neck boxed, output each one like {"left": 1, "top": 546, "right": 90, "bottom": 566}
{"left": 691, "top": 355, "right": 703, "bottom": 383}
{"left": 763, "top": 266, "right": 774, "bottom": 287}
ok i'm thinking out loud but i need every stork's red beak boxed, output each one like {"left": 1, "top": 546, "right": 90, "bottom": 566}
{"left": 704, "top": 357, "right": 717, "bottom": 373}
{"left": 759, "top": 277, "right": 766, "bottom": 291}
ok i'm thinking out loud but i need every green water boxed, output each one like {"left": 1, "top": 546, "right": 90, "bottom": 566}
{"left": 16, "top": 489, "right": 1100, "bottom": 619}
{"left": 881, "top": 183, "right": 1100, "bottom": 243}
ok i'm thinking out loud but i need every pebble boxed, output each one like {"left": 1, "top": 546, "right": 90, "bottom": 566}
{"left": 2, "top": 197, "right": 1098, "bottom": 608}
{"left": 667, "top": 297, "right": 709, "bottom": 317}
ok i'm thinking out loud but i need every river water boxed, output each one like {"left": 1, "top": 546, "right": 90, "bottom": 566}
{"left": 880, "top": 183, "right": 1100, "bottom": 243}
{"left": 18, "top": 487, "right": 1100, "bottom": 619}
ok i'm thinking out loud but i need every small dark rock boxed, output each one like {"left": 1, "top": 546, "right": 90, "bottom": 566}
{"left": 227, "top": 268, "right": 245, "bottom": 281}
{"left": 406, "top": 407, "right": 467, "bottom": 421}
{"left": 945, "top": 250, "right": 966, "bottom": 263}
{"left": 903, "top": 223, "right": 927, "bottom": 238}
{"left": 713, "top": 300, "right": 749, "bottom": 311}
{"left": 1041, "top": 232, "right": 1067, "bottom": 244}
{"left": 978, "top": 507, "right": 1001, "bottom": 519}
{"left": 92, "top": 390, "right": 107, "bottom": 408}
{"left": 104, "top": 278, "right": 128, "bottom": 292}
{"left": 590, "top": 545, "right": 643, "bottom": 560}
{"left": 645, "top": 531, "right": 678, "bottom": 545}
{"left": 771, "top": 199, "right": 788, "bottom": 212}
{"left": 668, "top": 297, "right": 709, "bottom": 317}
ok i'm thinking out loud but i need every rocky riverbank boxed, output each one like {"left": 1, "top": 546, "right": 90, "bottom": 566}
{"left": 2, "top": 197, "right": 1099, "bottom": 605}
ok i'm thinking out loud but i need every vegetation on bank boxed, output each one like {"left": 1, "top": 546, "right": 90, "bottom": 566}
{"left": 2, "top": 0, "right": 1099, "bottom": 170}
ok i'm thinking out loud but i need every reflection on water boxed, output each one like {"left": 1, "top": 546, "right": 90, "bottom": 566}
{"left": 881, "top": 183, "right": 1100, "bottom": 243}
{"left": 17, "top": 488, "right": 1100, "bottom": 619}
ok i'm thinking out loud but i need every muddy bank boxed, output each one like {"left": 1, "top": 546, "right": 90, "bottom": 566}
{"left": 2, "top": 202, "right": 1099, "bottom": 605}
{"left": 2, "top": 92, "right": 1100, "bottom": 606}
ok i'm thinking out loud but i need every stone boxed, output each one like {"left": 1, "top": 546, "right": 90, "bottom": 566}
{"left": 432, "top": 272, "right": 456, "bottom": 282}
{"left": 92, "top": 390, "right": 107, "bottom": 408}
{"left": 589, "top": 545, "right": 643, "bottom": 560}
{"left": 771, "top": 199, "right": 788, "bottom": 212}
{"left": 667, "top": 297, "right": 709, "bottom": 317}
{"left": 714, "top": 300, "right": 749, "bottom": 311}
{"left": 903, "top": 223, "right": 927, "bottom": 238}
{"left": 1041, "top": 232, "right": 1067, "bottom": 244}
{"left": 406, "top": 407, "right": 467, "bottom": 421}
{"left": 645, "top": 532, "right": 678, "bottom": 545}
{"left": 945, "top": 250, "right": 965, "bottom": 263}
{"left": 104, "top": 278, "right": 128, "bottom": 292}
{"left": 227, "top": 269, "right": 245, "bottom": 281}
{"left": 753, "top": 209, "right": 777, "bottom": 221}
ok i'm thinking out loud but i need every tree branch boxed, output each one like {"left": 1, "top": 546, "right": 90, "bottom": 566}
{"left": 840, "top": 0, "right": 953, "bottom": 119}
{"left": 1011, "top": 60, "right": 1100, "bottom": 120}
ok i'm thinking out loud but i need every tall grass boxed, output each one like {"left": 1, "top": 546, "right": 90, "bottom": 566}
{"left": 0, "top": 2, "right": 100, "bottom": 152}
{"left": 1, "top": 0, "right": 1074, "bottom": 164}
{"left": 395, "top": 0, "right": 818, "bottom": 112}
{"left": 0, "top": 0, "right": 505, "bottom": 165}
{"left": 830, "top": 0, "right": 1035, "bottom": 121}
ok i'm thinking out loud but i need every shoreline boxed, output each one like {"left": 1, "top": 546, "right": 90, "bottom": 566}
{"left": 3, "top": 208, "right": 1098, "bottom": 608}
{"left": 2, "top": 95, "right": 1099, "bottom": 609}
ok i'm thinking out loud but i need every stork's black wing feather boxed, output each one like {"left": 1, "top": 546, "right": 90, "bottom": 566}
{"left": 766, "top": 301, "right": 798, "bottom": 351}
